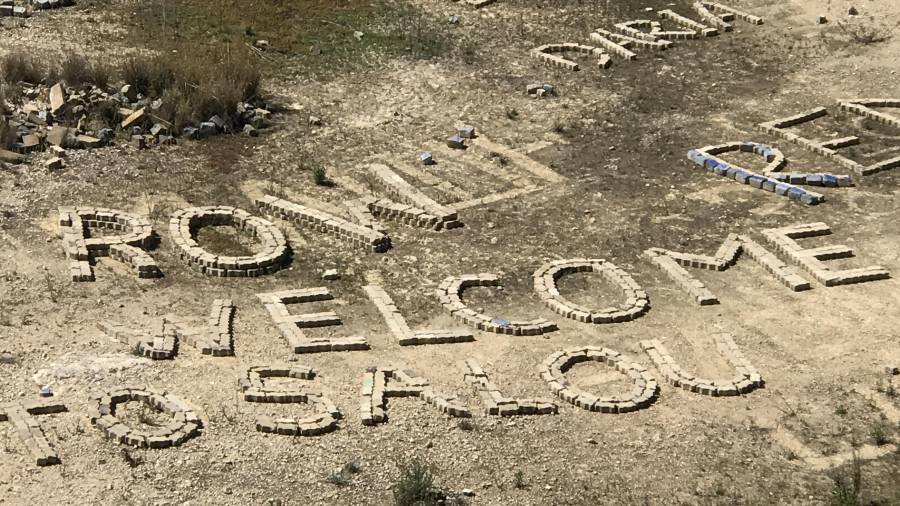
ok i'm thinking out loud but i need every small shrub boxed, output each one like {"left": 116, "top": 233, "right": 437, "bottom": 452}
{"left": 829, "top": 452, "right": 862, "bottom": 506}
{"left": 327, "top": 460, "right": 362, "bottom": 486}
{"left": 312, "top": 165, "right": 328, "bottom": 186}
{"left": 513, "top": 470, "right": 526, "bottom": 489}
{"left": 552, "top": 119, "right": 567, "bottom": 133}
{"left": 837, "top": 17, "right": 900, "bottom": 45}
{"left": 393, "top": 459, "right": 436, "bottom": 506}
{"left": 121, "top": 55, "right": 175, "bottom": 97}
{"left": 505, "top": 108, "right": 519, "bottom": 120}
{"left": 457, "top": 419, "right": 476, "bottom": 431}
{"left": 2, "top": 51, "right": 44, "bottom": 84}
{"left": 835, "top": 404, "right": 848, "bottom": 416}
{"left": 59, "top": 54, "right": 112, "bottom": 89}
{"left": 870, "top": 418, "right": 891, "bottom": 446}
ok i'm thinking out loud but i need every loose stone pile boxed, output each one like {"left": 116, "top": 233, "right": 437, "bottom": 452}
{"left": 645, "top": 233, "right": 811, "bottom": 305}
{"left": 462, "top": 359, "right": 557, "bottom": 416}
{"left": 367, "top": 163, "right": 461, "bottom": 230}
{"left": 239, "top": 366, "right": 341, "bottom": 436}
{"left": 257, "top": 288, "right": 370, "bottom": 353}
{"left": 360, "top": 368, "right": 470, "bottom": 425}
{"left": 687, "top": 142, "right": 852, "bottom": 205}
{"left": 640, "top": 335, "right": 764, "bottom": 396}
{"left": 0, "top": 397, "right": 67, "bottom": 466}
{"left": 169, "top": 206, "right": 289, "bottom": 277}
{"left": 759, "top": 101, "right": 900, "bottom": 176}
{"left": 437, "top": 274, "right": 558, "bottom": 335}
{"left": 88, "top": 388, "right": 202, "bottom": 449}
{"left": 539, "top": 347, "right": 659, "bottom": 413}
{"left": 532, "top": 258, "right": 649, "bottom": 324}
{"left": 1, "top": 76, "right": 272, "bottom": 162}
{"left": 256, "top": 195, "right": 391, "bottom": 253}
{"left": 58, "top": 206, "right": 161, "bottom": 282}
{"left": 761, "top": 223, "right": 890, "bottom": 286}
{"left": 530, "top": 43, "right": 612, "bottom": 71}
{"left": 363, "top": 284, "right": 474, "bottom": 346}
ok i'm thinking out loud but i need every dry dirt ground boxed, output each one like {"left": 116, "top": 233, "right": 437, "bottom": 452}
{"left": 2, "top": 0, "right": 900, "bottom": 504}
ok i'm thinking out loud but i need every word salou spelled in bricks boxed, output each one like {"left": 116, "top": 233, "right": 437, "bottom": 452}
{"left": 257, "top": 288, "right": 370, "bottom": 353}
{"left": 58, "top": 206, "right": 162, "bottom": 282}
{"left": 529, "top": 43, "right": 612, "bottom": 71}
{"left": 88, "top": 389, "right": 202, "bottom": 449}
{"left": 539, "top": 347, "right": 659, "bottom": 414}
{"left": 687, "top": 142, "right": 853, "bottom": 205}
{"left": 437, "top": 274, "right": 558, "bottom": 336}
{"left": 0, "top": 397, "right": 67, "bottom": 466}
{"left": 362, "top": 284, "right": 474, "bottom": 346}
{"left": 360, "top": 367, "right": 471, "bottom": 426}
{"left": 532, "top": 259, "right": 650, "bottom": 324}
{"left": 367, "top": 163, "right": 462, "bottom": 230}
{"left": 640, "top": 335, "right": 764, "bottom": 397}
{"left": 239, "top": 366, "right": 341, "bottom": 436}
{"left": 645, "top": 233, "right": 811, "bottom": 305}
{"left": 169, "top": 206, "right": 289, "bottom": 277}
{"left": 255, "top": 195, "right": 391, "bottom": 252}
{"left": 462, "top": 359, "right": 558, "bottom": 416}
{"left": 98, "top": 299, "right": 236, "bottom": 360}
{"left": 759, "top": 100, "right": 900, "bottom": 176}
{"left": 761, "top": 223, "right": 891, "bottom": 286}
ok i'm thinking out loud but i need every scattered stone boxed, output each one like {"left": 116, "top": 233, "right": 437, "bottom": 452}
{"left": 419, "top": 151, "right": 435, "bottom": 165}
{"left": 447, "top": 134, "right": 465, "bottom": 149}
{"left": 322, "top": 269, "right": 340, "bottom": 281}
{"left": 49, "top": 83, "right": 66, "bottom": 115}
{"left": 44, "top": 157, "right": 63, "bottom": 171}
{"left": 208, "top": 115, "right": 226, "bottom": 131}
{"left": 449, "top": 14, "right": 460, "bottom": 24}
{"left": 49, "top": 145, "right": 66, "bottom": 157}
{"left": 848, "top": 6, "right": 858, "bottom": 15}
{"left": 75, "top": 134, "right": 103, "bottom": 149}
{"left": 120, "top": 84, "right": 137, "bottom": 102}
{"left": 39, "top": 386, "right": 53, "bottom": 397}
{"left": 816, "top": 15, "right": 828, "bottom": 24}
{"left": 308, "top": 115, "right": 322, "bottom": 126}
{"left": 121, "top": 108, "right": 146, "bottom": 129}
{"left": 254, "top": 40, "right": 270, "bottom": 49}
{"left": 21, "top": 134, "right": 41, "bottom": 152}
{"left": 46, "top": 126, "right": 69, "bottom": 147}
{"left": 198, "top": 122, "right": 217, "bottom": 139}
{"left": 458, "top": 125, "right": 476, "bottom": 139}
{"left": 886, "top": 366, "right": 899, "bottom": 376}
{"left": 149, "top": 123, "right": 169, "bottom": 137}
{"left": 0, "top": 149, "right": 25, "bottom": 164}
{"left": 242, "top": 124, "right": 258, "bottom": 137}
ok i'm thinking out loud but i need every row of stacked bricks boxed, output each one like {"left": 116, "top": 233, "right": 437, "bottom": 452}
{"left": 644, "top": 234, "right": 741, "bottom": 305}
{"left": 258, "top": 288, "right": 369, "bottom": 353}
{"left": 530, "top": 44, "right": 611, "bottom": 70}
{"left": 839, "top": 99, "right": 900, "bottom": 128}
{"left": 343, "top": 198, "right": 387, "bottom": 234}
{"left": 757, "top": 108, "right": 867, "bottom": 174}
{"left": 640, "top": 335, "right": 764, "bottom": 396}
{"left": 256, "top": 195, "right": 390, "bottom": 252}
{"left": 362, "top": 285, "right": 474, "bottom": 345}
{"left": 616, "top": 20, "right": 700, "bottom": 41}
{"left": 88, "top": 389, "right": 202, "bottom": 449}
{"left": 59, "top": 206, "right": 161, "bottom": 281}
{"left": 0, "top": 399, "right": 67, "bottom": 466}
{"left": 699, "top": 1, "right": 763, "bottom": 25}
{"left": 692, "top": 1, "right": 735, "bottom": 31}
{"left": 658, "top": 9, "right": 719, "bottom": 37}
{"left": 539, "top": 347, "right": 658, "bottom": 414}
{"left": 761, "top": 223, "right": 890, "bottom": 286}
{"left": 367, "top": 164, "right": 461, "bottom": 230}
{"left": 688, "top": 143, "right": 827, "bottom": 205}
{"left": 462, "top": 359, "right": 557, "bottom": 416}
{"left": 360, "top": 368, "right": 470, "bottom": 426}
{"left": 239, "top": 366, "right": 341, "bottom": 436}
{"left": 735, "top": 235, "right": 811, "bottom": 291}
{"left": 169, "top": 206, "right": 288, "bottom": 277}
{"left": 437, "top": 274, "right": 558, "bottom": 335}
{"left": 174, "top": 299, "right": 235, "bottom": 356}
{"left": 533, "top": 259, "right": 649, "bottom": 324}
{"left": 359, "top": 195, "right": 443, "bottom": 230}
{"left": 97, "top": 319, "right": 178, "bottom": 360}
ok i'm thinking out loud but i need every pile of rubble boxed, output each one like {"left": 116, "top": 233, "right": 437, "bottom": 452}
{"left": 1, "top": 80, "right": 272, "bottom": 167}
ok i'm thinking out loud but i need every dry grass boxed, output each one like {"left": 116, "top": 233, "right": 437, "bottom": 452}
{"left": 60, "top": 54, "right": 112, "bottom": 89}
{"left": 1, "top": 51, "right": 45, "bottom": 84}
